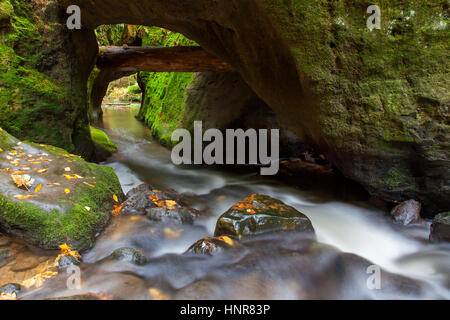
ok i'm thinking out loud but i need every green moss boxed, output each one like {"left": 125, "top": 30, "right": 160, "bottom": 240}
{"left": 0, "top": 0, "right": 12, "bottom": 20}
{"left": 90, "top": 126, "right": 117, "bottom": 153}
{"left": 0, "top": 0, "right": 75, "bottom": 151}
{"left": 0, "top": 129, "right": 124, "bottom": 251}
{"left": 138, "top": 28, "right": 197, "bottom": 147}
{"left": 377, "top": 168, "right": 414, "bottom": 188}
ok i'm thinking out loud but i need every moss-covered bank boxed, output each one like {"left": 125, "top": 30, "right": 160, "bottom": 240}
{"left": 0, "top": 128, "right": 124, "bottom": 251}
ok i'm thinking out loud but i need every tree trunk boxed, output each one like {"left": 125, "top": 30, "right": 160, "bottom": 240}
{"left": 97, "top": 46, "right": 233, "bottom": 72}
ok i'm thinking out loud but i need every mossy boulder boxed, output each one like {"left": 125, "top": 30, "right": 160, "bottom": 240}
{"left": 0, "top": 128, "right": 124, "bottom": 251}
{"left": 90, "top": 126, "right": 117, "bottom": 159}
{"left": 429, "top": 212, "right": 450, "bottom": 243}
{"left": 214, "top": 194, "right": 315, "bottom": 239}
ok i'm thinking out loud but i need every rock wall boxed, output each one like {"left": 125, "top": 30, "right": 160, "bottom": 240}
{"left": 0, "top": 0, "right": 98, "bottom": 158}
{"left": 0, "top": 0, "right": 448, "bottom": 215}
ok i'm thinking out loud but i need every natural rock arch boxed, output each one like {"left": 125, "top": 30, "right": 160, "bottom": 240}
{"left": 57, "top": 0, "right": 449, "bottom": 215}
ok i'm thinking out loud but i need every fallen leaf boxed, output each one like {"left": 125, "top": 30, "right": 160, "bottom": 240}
{"left": 164, "top": 227, "right": 182, "bottom": 239}
{"left": 111, "top": 204, "right": 123, "bottom": 216}
{"left": 29, "top": 161, "right": 41, "bottom": 164}
{"left": 34, "top": 184, "right": 42, "bottom": 193}
{"left": 165, "top": 200, "right": 177, "bottom": 210}
{"left": 148, "top": 288, "right": 169, "bottom": 300}
{"left": 11, "top": 174, "right": 35, "bottom": 190}
{"left": 64, "top": 167, "right": 71, "bottom": 172}
{"left": 218, "top": 236, "right": 235, "bottom": 246}
{"left": 83, "top": 182, "right": 95, "bottom": 188}
{"left": 72, "top": 174, "right": 83, "bottom": 179}
{"left": 113, "top": 194, "right": 118, "bottom": 203}
{"left": 84, "top": 206, "right": 91, "bottom": 211}
{"left": 37, "top": 169, "right": 47, "bottom": 173}
{"left": 149, "top": 195, "right": 159, "bottom": 202}
{"left": 246, "top": 209, "right": 256, "bottom": 214}
{"left": 13, "top": 195, "right": 37, "bottom": 200}
{"left": 63, "top": 174, "right": 73, "bottom": 180}
{"left": 64, "top": 188, "right": 70, "bottom": 194}
{"left": 59, "top": 243, "right": 81, "bottom": 259}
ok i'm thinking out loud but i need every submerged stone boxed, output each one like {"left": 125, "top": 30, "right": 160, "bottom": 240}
{"left": 214, "top": 194, "right": 315, "bottom": 239}
{"left": 186, "top": 236, "right": 237, "bottom": 256}
{"left": 108, "top": 247, "right": 147, "bottom": 266}
{"left": 0, "top": 283, "right": 21, "bottom": 296}
{"left": 430, "top": 212, "right": 450, "bottom": 243}
{"left": 56, "top": 255, "right": 81, "bottom": 270}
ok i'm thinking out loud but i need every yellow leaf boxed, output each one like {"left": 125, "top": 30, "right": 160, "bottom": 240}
{"left": 218, "top": 236, "right": 234, "bottom": 246}
{"left": 34, "top": 184, "right": 42, "bottom": 193}
{"left": 0, "top": 147, "right": 3, "bottom": 152}
{"left": 164, "top": 227, "right": 182, "bottom": 239}
{"left": 113, "top": 194, "right": 118, "bottom": 203}
{"left": 63, "top": 174, "right": 73, "bottom": 180}
{"left": 64, "top": 188, "right": 70, "bottom": 194}
{"left": 148, "top": 288, "right": 169, "bottom": 300}
{"left": 59, "top": 243, "right": 71, "bottom": 252}
{"left": 165, "top": 200, "right": 177, "bottom": 210}
{"left": 13, "top": 195, "right": 37, "bottom": 200}
{"left": 29, "top": 161, "right": 41, "bottom": 164}
{"left": 37, "top": 169, "right": 47, "bottom": 173}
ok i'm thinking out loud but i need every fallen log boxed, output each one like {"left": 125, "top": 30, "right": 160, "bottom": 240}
{"left": 97, "top": 46, "right": 233, "bottom": 72}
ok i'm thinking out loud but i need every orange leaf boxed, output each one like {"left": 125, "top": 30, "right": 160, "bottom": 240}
{"left": 34, "top": 184, "right": 42, "bottom": 193}
{"left": 111, "top": 204, "right": 123, "bottom": 216}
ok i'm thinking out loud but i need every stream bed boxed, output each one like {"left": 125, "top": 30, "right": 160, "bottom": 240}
{"left": 1, "top": 106, "right": 449, "bottom": 300}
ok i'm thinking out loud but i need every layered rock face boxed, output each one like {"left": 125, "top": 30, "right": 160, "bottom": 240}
{"left": 1, "top": 0, "right": 448, "bottom": 214}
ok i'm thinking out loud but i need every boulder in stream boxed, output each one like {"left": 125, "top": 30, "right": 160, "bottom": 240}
{"left": 429, "top": 212, "right": 450, "bottom": 243}
{"left": 390, "top": 199, "right": 423, "bottom": 225}
{"left": 214, "top": 194, "right": 315, "bottom": 239}
{"left": 122, "top": 184, "right": 197, "bottom": 225}
{"left": 0, "top": 129, "right": 125, "bottom": 251}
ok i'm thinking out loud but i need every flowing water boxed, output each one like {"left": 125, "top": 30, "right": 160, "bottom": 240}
{"left": 1, "top": 106, "right": 449, "bottom": 300}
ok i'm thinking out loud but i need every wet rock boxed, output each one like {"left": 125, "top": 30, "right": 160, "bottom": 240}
{"left": 214, "top": 194, "right": 315, "bottom": 239}
{"left": 430, "top": 212, "right": 450, "bottom": 243}
{"left": 186, "top": 236, "right": 238, "bottom": 256}
{"left": 56, "top": 255, "right": 81, "bottom": 270}
{"left": 0, "top": 283, "right": 21, "bottom": 296}
{"left": 147, "top": 207, "right": 193, "bottom": 225}
{"left": 108, "top": 247, "right": 147, "bottom": 265}
{"left": 0, "top": 236, "right": 11, "bottom": 247}
{"left": 0, "top": 129, "right": 124, "bottom": 251}
{"left": 390, "top": 200, "right": 423, "bottom": 225}
{"left": 122, "top": 184, "right": 197, "bottom": 224}
{"left": 0, "top": 248, "right": 13, "bottom": 268}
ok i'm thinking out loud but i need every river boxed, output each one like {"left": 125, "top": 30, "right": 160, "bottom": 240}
{"left": 1, "top": 106, "right": 449, "bottom": 300}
